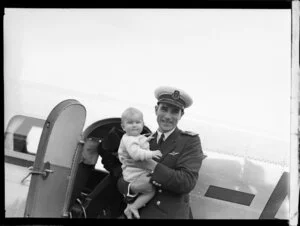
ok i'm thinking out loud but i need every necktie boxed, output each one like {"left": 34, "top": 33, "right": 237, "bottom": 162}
{"left": 158, "top": 133, "right": 165, "bottom": 146}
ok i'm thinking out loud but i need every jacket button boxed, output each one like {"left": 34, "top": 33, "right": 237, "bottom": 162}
{"left": 156, "top": 201, "right": 161, "bottom": 206}
{"left": 158, "top": 189, "right": 162, "bottom": 193}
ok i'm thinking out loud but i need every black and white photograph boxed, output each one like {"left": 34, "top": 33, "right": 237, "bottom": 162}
{"left": 3, "top": 3, "right": 299, "bottom": 224}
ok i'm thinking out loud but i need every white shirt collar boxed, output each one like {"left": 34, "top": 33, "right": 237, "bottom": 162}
{"left": 157, "top": 128, "right": 176, "bottom": 142}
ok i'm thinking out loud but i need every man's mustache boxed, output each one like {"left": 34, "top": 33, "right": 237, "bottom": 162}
{"left": 161, "top": 119, "right": 173, "bottom": 123}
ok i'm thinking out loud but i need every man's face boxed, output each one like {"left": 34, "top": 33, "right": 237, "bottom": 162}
{"left": 155, "top": 103, "right": 183, "bottom": 133}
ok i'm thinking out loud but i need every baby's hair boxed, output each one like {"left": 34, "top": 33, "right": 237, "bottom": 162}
{"left": 121, "top": 107, "right": 144, "bottom": 124}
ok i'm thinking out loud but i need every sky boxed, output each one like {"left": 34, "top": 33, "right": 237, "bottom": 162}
{"left": 4, "top": 8, "right": 291, "bottom": 141}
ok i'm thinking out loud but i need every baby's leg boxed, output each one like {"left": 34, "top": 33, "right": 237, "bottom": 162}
{"left": 124, "top": 204, "right": 134, "bottom": 219}
{"left": 125, "top": 189, "right": 155, "bottom": 219}
{"left": 124, "top": 172, "right": 155, "bottom": 219}
{"left": 124, "top": 204, "right": 139, "bottom": 219}
{"left": 131, "top": 189, "right": 155, "bottom": 210}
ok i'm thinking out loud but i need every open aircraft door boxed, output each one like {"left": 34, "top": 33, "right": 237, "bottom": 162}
{"left": 24, "top": 99, "right": 86, "bottom": 217}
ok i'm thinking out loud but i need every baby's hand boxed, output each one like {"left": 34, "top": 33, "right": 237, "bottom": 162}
{"left": 146, "top": 133, "right": 155, "bottom": 142}
{"left": 152, "top": 150, "right": 162, "bottom": 159}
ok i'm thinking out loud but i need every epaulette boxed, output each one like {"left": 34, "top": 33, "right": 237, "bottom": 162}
{"left": 181, "top": 130, "right": 198, "bottom": 136}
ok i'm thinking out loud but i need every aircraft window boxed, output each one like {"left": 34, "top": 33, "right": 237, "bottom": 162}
{"left": 26, "top": 126, "right": 43, "bottom": 154}
{"left": 5, "top": 115, "right": 45, "bottom": 155}
{"left": 4, "top": 116, "right": 25, "bottom": 151}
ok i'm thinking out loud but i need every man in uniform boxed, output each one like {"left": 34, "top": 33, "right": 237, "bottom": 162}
{"left": 117, "top": 86, "right": 205, "bottom": 219}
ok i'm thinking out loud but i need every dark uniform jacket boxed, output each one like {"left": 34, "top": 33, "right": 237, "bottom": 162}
{"left": 117, "top": 127, "right": 204, "bottom": 219}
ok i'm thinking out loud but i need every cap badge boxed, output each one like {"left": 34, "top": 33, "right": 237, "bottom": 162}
{"left": 172, "top": 90, "right": 180, "bottom": 100}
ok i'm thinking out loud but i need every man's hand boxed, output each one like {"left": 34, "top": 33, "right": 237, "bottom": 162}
{"left": 130, "top": 173, "right": 153, "bottom": 193}
{"left": 124, "top": 159, "right": 158, "bottom": 171}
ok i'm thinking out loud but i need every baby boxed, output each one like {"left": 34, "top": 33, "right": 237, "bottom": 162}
{"left": 118, "top": 107, "right": 162, "bottom": 219}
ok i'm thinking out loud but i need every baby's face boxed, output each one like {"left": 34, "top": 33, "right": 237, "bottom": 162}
{"left": 122, "top": 114, "right": 144, "bottom": 136}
